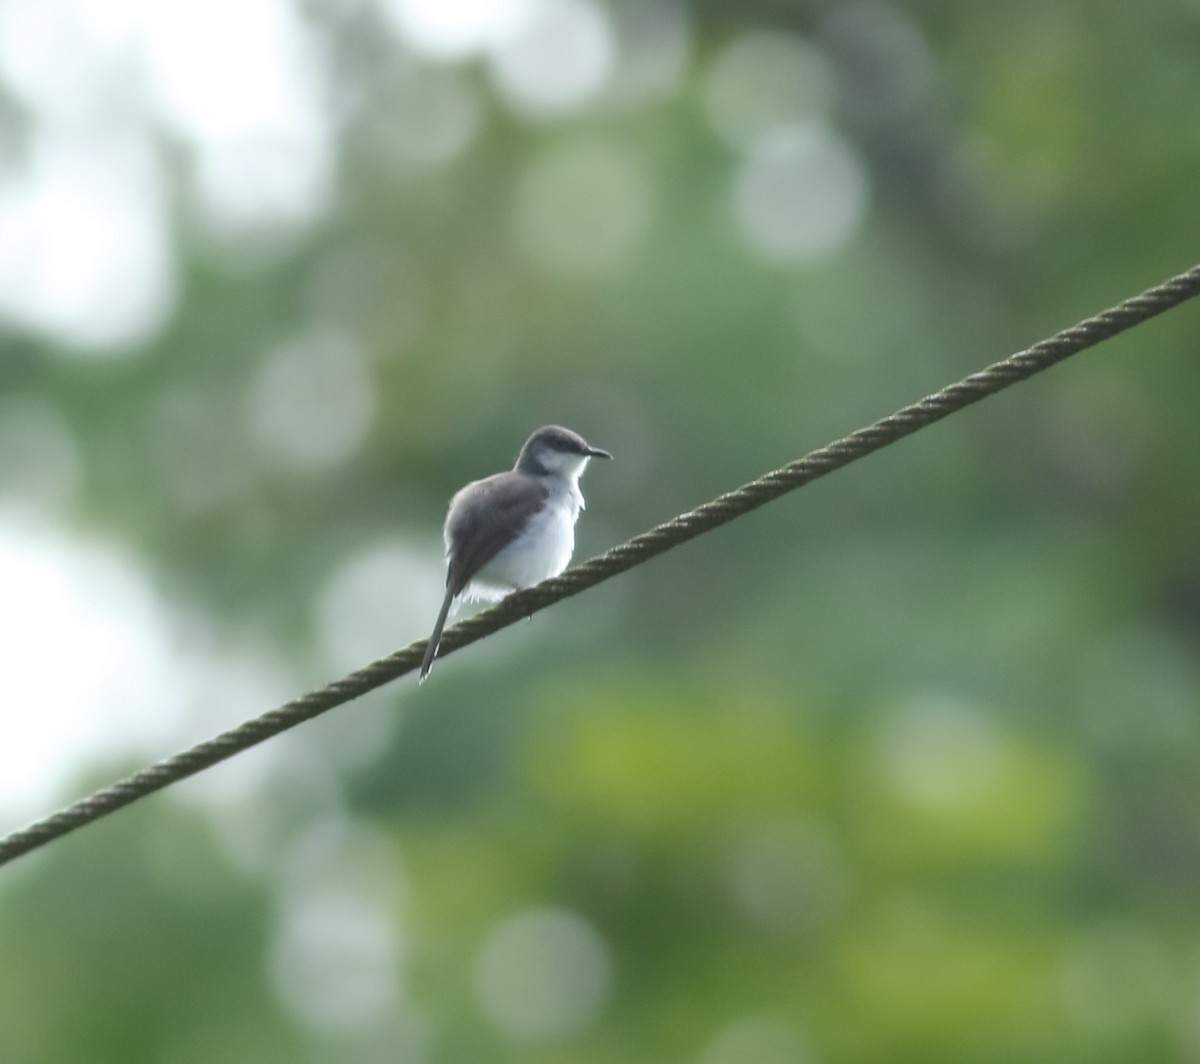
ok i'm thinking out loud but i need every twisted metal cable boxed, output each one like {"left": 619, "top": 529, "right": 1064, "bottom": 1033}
{"left": 3, "top": 262, "right": 1200, "bottom": 870}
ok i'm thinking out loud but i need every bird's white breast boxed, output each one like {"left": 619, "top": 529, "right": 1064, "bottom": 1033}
{"left": 467, "top": 482, "right": 583, "bottom": 601}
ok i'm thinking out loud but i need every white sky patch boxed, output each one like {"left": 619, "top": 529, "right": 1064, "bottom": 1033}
{"left": 0, "top": 0, "right": 131, "bottom": 127}
{"left": 0, "top": 521, "right": 185, "bottom": 824}
{"left": 132, "top": 0, "right": 336, "bottom": 238}
{"left": 0, "top": 518, "right": 320, "bottom": 843}
{"left": 0, "top": 0, "right": 335, "bottom": 349}
{"left": 0, "top": 0, "right": 330, "bottom": 145}
{"left": 133, "top": 0, "right": 324, "bottom": 143}
{"left": 0, "top": 129, "right": 176, "bottom": 353}
{"left": 380, "top": 0, "right": 537, "bottom": 58}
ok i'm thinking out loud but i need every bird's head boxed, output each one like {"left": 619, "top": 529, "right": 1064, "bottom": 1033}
{"left": 516, "top": 425, "right": 611, "bottom": 480}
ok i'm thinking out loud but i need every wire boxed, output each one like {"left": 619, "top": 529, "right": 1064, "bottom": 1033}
{"left": 3, "top": 263, "right": 1200, "bottom": 870}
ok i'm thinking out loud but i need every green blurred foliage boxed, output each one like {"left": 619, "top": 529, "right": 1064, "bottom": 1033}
{"left": 2, "top": 0, "right": 1200, "bottom": 1061}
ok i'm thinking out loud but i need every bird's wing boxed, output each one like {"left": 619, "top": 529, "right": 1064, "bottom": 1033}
{"left": 445, "top": 473, "right": 550, "bottom": 596}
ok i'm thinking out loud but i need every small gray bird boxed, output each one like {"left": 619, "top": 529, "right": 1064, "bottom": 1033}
{"left": 419, "top": 425, "right": 611, "bottom": 682}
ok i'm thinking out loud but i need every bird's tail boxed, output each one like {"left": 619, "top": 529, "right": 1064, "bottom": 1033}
{"left": 419, "top": 588, "right": 455, "bottom": 683}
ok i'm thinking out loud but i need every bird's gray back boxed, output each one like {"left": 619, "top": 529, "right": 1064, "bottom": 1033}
{"left": 443, "top": 472, "right": 550, "bottom": 595}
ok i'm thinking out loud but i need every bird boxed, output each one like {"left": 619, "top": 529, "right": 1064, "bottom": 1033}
{"left": 419, "top": 425, "right": 611, "bottom": 682}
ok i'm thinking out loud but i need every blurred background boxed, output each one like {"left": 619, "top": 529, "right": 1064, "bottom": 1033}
{"left": 2, "top": 0, "right": 1199, "bottom": 1060}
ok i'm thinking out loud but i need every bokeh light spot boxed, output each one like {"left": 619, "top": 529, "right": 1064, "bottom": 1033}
{"left": 819, "top": 1, "right": 935, "bottom": 125}
{"left": 700, "top": 1016, "right": 811, "bottom": 1064}
{"left": 725, "top": 819, "right": 845, "bottom": 934}
{"left": 270, "top": 817, "right": 405, "bottom": 1033}
{"left": 249, "top": 331, "right": 376, "bottom": 477}
{"left": 489, "top": 0, "right": 614, "bottom": 118}
{"left": 366, "top": 61, "right": 482, "bottom": 168}
{"left": 705, "top": 30, "right": 834, "bottom": 151}
{"left": 317, "top": 540, "right": 443, "bottom": 675}
{"left": 192, "top": 134, "right": 334, "bottom": 252}
{"left": 876, "top": 694, "right": 1010, "bottom": 816}
{"left": 515, "top": 138, "right": 653, "bottom": 275}
{"left": 733, "top": 126, "right": 868, "bottom": 263}
{"left": 475, "top": 907, "right": 612, "bottom": 1040}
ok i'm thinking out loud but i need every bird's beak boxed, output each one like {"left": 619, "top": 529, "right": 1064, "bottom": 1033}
{"left": 585, "top": 445, "right": 612, "bottom": 459}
